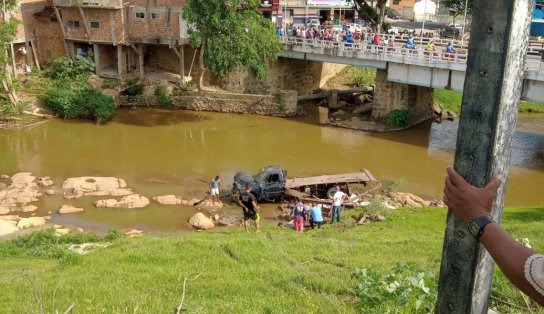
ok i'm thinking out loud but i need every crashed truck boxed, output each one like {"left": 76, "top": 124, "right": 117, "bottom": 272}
{"left": 231, "top": 165, "right": 379, "bottom": 207}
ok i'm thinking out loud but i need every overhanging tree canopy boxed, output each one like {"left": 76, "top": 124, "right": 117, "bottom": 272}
{"left": 1, "top": 0, "right": 20, "bottom": 106}
{"left": 441, "top": 0, "right": 474, "bottom": 24}
{"left": 352, "top": 0, "right": 387, "bottom": 32}
{"left": 183, "top": 0, "right": 281, "bottom": 89}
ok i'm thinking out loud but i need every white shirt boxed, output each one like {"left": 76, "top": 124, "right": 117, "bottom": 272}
{"left": 333, "top": 191, "right": 346, "bottom": 207}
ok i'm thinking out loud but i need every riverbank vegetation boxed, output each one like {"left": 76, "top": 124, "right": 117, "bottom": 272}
{"left": 41, "top": 57, "right": 116, "bottom": 123}
{"left": 0, "top": 206, "right": 542, "bottom": 313}
{"left": 434, "top": 89, "right": 544, "bottom": 114}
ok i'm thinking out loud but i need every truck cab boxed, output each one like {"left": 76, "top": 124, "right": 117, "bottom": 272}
{"left": 232, "top": 165, "right": 287, "bottom": 201}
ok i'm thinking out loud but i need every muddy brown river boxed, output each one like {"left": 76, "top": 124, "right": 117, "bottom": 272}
{"left": 1, "top": 108, "right": 543, "bottom": 232}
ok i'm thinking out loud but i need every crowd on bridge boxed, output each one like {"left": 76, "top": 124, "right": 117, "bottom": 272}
{"left": 276, "top": 23, "right": 461, "bottom": 59}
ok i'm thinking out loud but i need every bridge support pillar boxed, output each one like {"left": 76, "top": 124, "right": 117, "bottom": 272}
{"left": 372, "top": 69, "right": 434, "bottom": 124}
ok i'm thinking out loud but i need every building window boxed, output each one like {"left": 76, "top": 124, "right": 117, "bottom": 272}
{"left": 393, "top": 0, "right": 400, "bottom": 4}
{"left": 90, "top": 21, "right": 100, "bottom": 28}
{"left": 67, "top": 20, "right": 80, "bottom": 28}
{"left": 135, "top": 12, "right": 145, "bottom": 19}
{"left": 151, "top": 13, "right": 161, "bottom": 19}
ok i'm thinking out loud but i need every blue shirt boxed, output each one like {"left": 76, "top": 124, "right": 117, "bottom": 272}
{"left": 210, "top": 178, "right": 220, "bottom": 189}
{"left": 309, "top": 206, "right": 323, "bottom": 222}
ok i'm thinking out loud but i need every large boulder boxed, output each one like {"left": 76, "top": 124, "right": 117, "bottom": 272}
{"left": 387, "top": 192, "right": 429, "bottom": 208}
{"left": 16, "top": 217, "right": 47, "bottom": 229}
{"left": 21, "top": 205, "right": 38, "bottom": 212}
{"left": 0, "top": 220, "right": 18, "bottom": 236}
{"left": 58, "top": 205, "right": 84, "bottom": 214}
{"left": 94, "top": 194, "right": 149, "bottom": 209}
{"left": 10, "top": 172, "right": 37, "bottom": 188}
{"left": 94, "top": 199, "right": 119, "bottom": 208}
{"left": 62, "top": 177, "right": 133, "bottom": 199}
{"left": 117, "top": 194, "right": 149, "bottom": 208}
{"left": 194, "top": 199, "right": 223, "bottom": 210}
{"left": 189, "top": 212, "right": 215, "bottom": 230}
{"left": 153, "top": 195, "right": 184, "bottom": 205}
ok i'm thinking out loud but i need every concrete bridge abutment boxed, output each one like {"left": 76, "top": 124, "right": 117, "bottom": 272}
{"left": 372, "top": 69, "right": 434, "bottom": 124}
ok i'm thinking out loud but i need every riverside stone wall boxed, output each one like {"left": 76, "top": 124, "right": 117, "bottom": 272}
{"left": 118, "top": 90, "right": 298, "bottom": 117}
{"left": 178, "top": 90, "right": 297, "bottom": 117}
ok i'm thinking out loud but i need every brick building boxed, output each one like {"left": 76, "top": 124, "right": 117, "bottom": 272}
{"left": 12, "top": 0, "right": 192, "bottom": 80}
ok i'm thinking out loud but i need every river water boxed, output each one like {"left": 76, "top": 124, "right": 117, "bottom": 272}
{"left": 1, "top": 108, "right": 543, "bottom": 232}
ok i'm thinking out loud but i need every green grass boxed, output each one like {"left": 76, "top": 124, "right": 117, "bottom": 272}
{"left": 433, "top": 89, "right": 463, "bottom": 113}
{"left": 434, "top": 89, "right": 544, "bottom": 114}
{"left": 329, "top": 66, "right": 377, "bottom": 87}
{"left": 519, "top": 101, "right": 544, "bottom": 113}
{"left": 0, "top": 207, "right": 543, "bottom": 313}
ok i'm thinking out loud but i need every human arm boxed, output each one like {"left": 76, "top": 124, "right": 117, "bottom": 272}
{"left": 443, "top": 166, "right": 544, "bottom": 305}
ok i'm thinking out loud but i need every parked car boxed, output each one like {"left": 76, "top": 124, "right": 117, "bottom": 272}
{"left": 440, "top": 26, "right": 461, "bottom": 38}
{"left": 388, "top": 26, "right": 414, "bottom": 34}
{"left": 308, "top": 19, "right": 320, "bottom": 29}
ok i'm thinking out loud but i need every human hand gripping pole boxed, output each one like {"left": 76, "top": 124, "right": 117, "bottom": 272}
{"left": 442, "top": 166, "right": 502, "bottom": 224}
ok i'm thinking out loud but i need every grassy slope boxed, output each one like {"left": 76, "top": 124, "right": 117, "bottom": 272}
{"left": 434, "top": 89, "right": 544, "bottom": 114}
{"left": 0, "top": 207, "right": 543, "bottom": 313}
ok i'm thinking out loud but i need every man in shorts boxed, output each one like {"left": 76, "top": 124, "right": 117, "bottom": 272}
{"left": 210, "top": 175, "right": 220, "bottom": 204}
{"left": 237, "top": 184, "right": 260, "bottom": 233}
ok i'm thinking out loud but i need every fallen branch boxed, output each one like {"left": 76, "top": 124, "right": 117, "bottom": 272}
{"left": 176, "top": 272, "right": 203, "bottom": 314}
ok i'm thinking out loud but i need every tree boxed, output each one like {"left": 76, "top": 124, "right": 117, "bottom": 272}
{"left": 440, "top": 0, "right": 474, "bottom": 25}
{"left": 1, "top": 0, "right": 20, "bottom": 106}
{"left": 183, "top": 0, "right": 281, "bottom": 90}
{"left": 352, "top": 0, "right": 387, "bottom": 33}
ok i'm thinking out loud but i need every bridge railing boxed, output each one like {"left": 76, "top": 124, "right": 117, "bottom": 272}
{"left": 279, "top": 36, "right": 470, "bottom": 64}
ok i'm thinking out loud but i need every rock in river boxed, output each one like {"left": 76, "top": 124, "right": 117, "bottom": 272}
{"left": 153, "top": 195, "right": 184, "bottom": 205}
{"left": 58, "top": 205, "right": 85, "bottom": 214}
{"left": 37, "top": 177, "right": 54, "bottom": 187}
{"left": 0, "top": 220, "right": 19, "bottom": 236}
{"left": 189, "top": 212, "right": 215, "bottom": 230}
{"left": 17, "top": 217, "right": 47, "bottom": 229}
{"left": 94, "top": 194, "right": 149, "bottom": 209}
{"left": 62, "top": 177, "right": 133, "bottom": 199}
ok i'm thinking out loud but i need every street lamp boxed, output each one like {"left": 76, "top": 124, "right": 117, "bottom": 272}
{"left": 461, "top": 0, "right": 469, "bottom": 40}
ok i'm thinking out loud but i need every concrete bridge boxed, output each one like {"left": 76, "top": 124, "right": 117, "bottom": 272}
{"left": 278, "top": 36, "right": 544, "bottom": 120}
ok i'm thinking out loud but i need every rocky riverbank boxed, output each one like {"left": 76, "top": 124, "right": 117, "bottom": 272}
{"left": 0, "top": 172, "right": 233, "bottom": 237}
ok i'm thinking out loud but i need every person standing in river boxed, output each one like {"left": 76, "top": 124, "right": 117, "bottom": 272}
{"left": 210, "top": 175, "right": 221, "bottom": 204}
{"left": 237, "top": 184, "right": 260, "bottom": 233}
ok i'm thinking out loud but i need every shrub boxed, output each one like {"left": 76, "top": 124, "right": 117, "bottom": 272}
{"left": 352, "top": 263, "right": 437, "bottom": 313}
{"left": 385, "top": 109, "right": 410, "bottom": 127}
{"left": 45, "top": 57, "right": 94, "bottom": 82}
{"left": 154, "top": 86, "right": 172, "bottom": 108}
{"left": 180, "top": 81, "right": 197, "bottom": 92}
{"left": 122, "top": 76, "right": 144, "bottom": 96}
{"left": 42, "top": 84, "right": 116, "bottom": 123}
{"left": 41, "top": 84, "right": 84, "bottom": 119}
{"left": 77, "top": 89, "right": 116, "bottom": 123}
{"left": 364, "top": 195, "right": 392, "bottom": 217}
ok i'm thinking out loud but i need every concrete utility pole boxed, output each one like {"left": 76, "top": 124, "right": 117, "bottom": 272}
{"left": 435, "top": 0, "right": 533, "bottom": 313}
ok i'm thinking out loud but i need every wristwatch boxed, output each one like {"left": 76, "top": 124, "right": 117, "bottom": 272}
{"left": 468, "top": 215, "right": 494, "bottom": 240}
